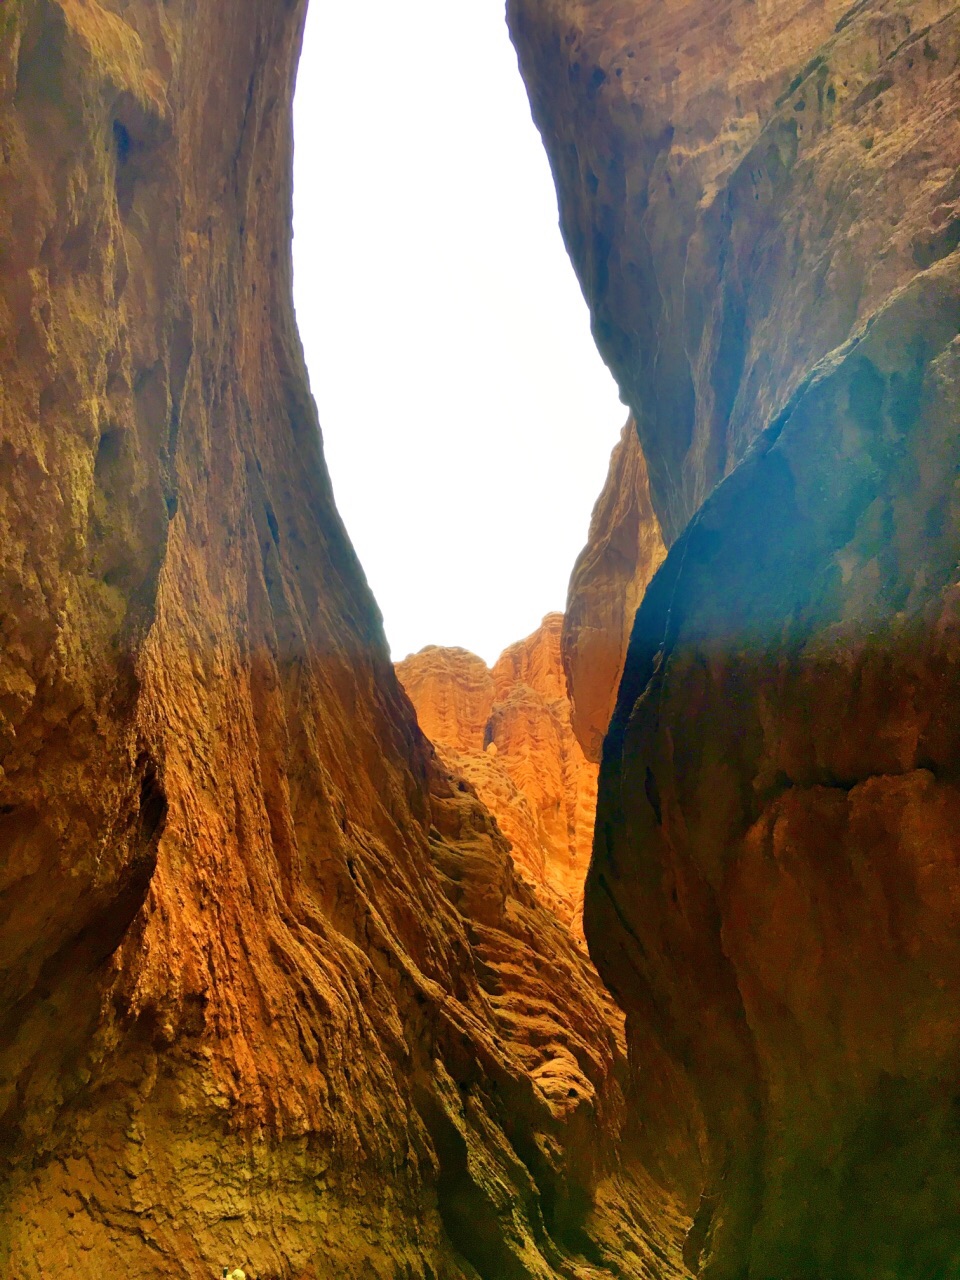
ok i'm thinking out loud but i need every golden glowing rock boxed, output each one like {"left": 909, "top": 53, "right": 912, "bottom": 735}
{"left": 0, "top": 2, "right": 688, "bottom": 1275}
{"left": 398, "top": 614, "right": 599, "bottom": 938}
{"left": 563, "top": 418, "right": 666, "bottom": 762}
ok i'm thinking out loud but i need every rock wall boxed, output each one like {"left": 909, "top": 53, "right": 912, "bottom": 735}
{"left": 511, "top": 0, "right": 960, "bottom": 1276}
{"left": 397, "top": 614, "right": 599, "bottom": 937}
{"left": 0, "top": 3, "right": 691, "bottom": 1276}
{"left": 509, "top": 0, "right": 959, "bottom": 542}
{"left": 562, "top": 418, "right": 665, "bottom": 762}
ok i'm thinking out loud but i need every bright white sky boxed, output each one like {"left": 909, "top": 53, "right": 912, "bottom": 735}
{"left": 292, "top": 0, "right": 626, "bottom": 666}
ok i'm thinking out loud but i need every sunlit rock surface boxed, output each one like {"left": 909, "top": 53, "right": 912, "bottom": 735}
{"left": 510, "top": 0, "right": 960, "bottom": 1275}
{"left": 397, "top": 614, "right": 599, "bottom": 937}
{"left": 562, "top": 418, "right": 665, "bottom": 762}
{"left": 0, "top": 3, "right": 691, "bottom": 1275}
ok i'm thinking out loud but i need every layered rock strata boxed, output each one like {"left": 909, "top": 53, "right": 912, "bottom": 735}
{"left": 562, "top": 418, "right": 665, "bottom": 762}
{"left": 511, "top": 0, "right": 960, "bottom": 1275}
{"left": 397, "top": 614, "right": 599, "bottom": 936}
{"left": 0, "top": 3, "right": 690, "bottom": 1276}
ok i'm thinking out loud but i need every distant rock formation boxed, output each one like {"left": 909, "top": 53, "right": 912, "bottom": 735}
{"left": 562, "top": 418, "right": 666, "bottom": 762}
{"left": 397, "top": 614, "right": 598, "bottom": 937}
{"left": 395, "top": 646, "right": 496, "bottom": 755}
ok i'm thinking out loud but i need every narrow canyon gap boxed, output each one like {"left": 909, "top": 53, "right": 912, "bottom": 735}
{"left": 290, "top": 0, "right": 628, "bottom": 666}
{"left": 1, "top": 3, "right": 959, "bottom": 1280}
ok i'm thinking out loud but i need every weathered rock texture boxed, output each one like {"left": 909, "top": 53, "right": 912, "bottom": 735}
{"left": 0, "top": 3, "right": 691, "bottom": 1276}
{"left": 562, "top": 418, "right": 665, "bottom": 762}
{"left": 510, "top": 0, "right": 960, "bottom": 543}
{"left": 511, "top": 0, "right": 960, "bottom": 1276}
{"left": 397, "top": 615, "right": 599, "bottom": 937}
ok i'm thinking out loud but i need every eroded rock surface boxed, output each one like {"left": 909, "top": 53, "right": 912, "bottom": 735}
{"left": 562, "top": 418, "right": 665, "bottom": 762}
{"left": 510, "top": 0, "right": 960, "bottom": 541}
{"left": 0, "top": 3, "right": 689, "bottom": 1276}
{"left": 510, "top": 0, "right": 960, "bottom": 1276}
{"left": 397, "top": 615, "right": 599, "bottom": 937}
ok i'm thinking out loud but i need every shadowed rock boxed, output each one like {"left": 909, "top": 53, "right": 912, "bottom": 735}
{"left": 510, "top": 0, "right": 960, "bottom": 1274}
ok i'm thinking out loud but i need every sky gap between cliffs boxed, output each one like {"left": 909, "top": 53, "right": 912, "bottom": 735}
{"left": 292, "top": 0, "right": 626, "bottom": 665}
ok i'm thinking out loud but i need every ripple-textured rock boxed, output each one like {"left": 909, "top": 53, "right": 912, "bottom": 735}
{"left": 0, "top": 4, "right": 689, "bottom": 1275}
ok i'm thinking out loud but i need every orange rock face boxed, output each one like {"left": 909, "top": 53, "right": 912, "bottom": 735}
{"left": 393, "top": 646, "right": 495, "bottom": 755}
{"left": 562, "top": 418, "right": 666, "bottom": 762}
{"left": 397, "top": 614, "right": 599, "bottom": 936}
{"left": 0, "top": 4, "right": 690, "bottom": 1276}
{"left": 510, "top": 0, "right": 960, "bottom": 1276}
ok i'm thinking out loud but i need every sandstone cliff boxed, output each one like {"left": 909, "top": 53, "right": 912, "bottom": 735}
{"left": 397, "top": 615, "right": 598, "bottom": 937}
{"left": 510, "top": 0, "right": 960, "bottom": 1276}
{"left": 562, "top": 418, "right": 665, "bottom": 762}
{"left": 0, "top": 3, "right": 690, "bottom": 1276}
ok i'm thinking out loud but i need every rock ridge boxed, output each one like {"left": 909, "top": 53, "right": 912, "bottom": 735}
{"left": 562, "top": 417, "right": 666, "bottom": 763}
{"left": 397, "top": 613, "right": 599, "bottom": 938}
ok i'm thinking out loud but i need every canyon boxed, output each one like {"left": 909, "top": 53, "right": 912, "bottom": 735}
{"left": 0, "top": 0, "right": 958, "bottom": 1278}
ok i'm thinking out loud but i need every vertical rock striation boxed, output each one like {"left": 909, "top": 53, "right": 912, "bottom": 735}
{"left": 397, "top": 615, "right": 599, "bottom": 937}
{"left": 395, "top": 646, "right": 497, "bottom": 757}
{"left": 511, "top": 0, "right": 960, "bottom": 1275}
{"left": 562, "top": 417, "right": 665, "bottom": 762}
{"left": 0, "top": 2, "right": 690, "bottom": 1276}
